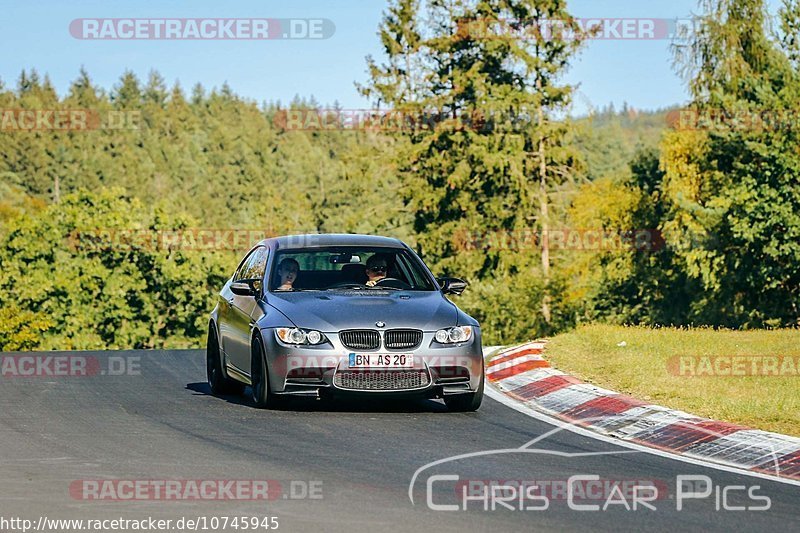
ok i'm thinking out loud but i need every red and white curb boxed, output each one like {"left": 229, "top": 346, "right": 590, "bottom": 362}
{"left": 485, "top": 342, "right": 800, "bottom": 482}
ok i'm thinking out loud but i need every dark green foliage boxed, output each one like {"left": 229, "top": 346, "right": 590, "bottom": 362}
{"left": 0, "top": 189, "right": 233, "bottom": 349}
{"left": 663, "top": 0, "right": 800, "bottom": 326}
{"left": 0, "top": 72, "right": 409, "bottom": 235}
{"left": 572, "top": 106, "right": 674, "bottom": 181}
{"left": 361, "top": 0, "right": 589, "bottom": 337}
{"left": 566, "top": 0, "right": 800, "bottom": 329}
{"left": 0, "top": 71, "right": 412, "bottom": 350}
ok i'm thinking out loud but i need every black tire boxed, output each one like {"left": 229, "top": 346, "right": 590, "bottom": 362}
{"left": 250, "top": 336, "right": 278, "bottom": 409}
{"left": 444, "top": 369, "right": 484, "bottom": 412}
{"left": 207, "top": 327, "right": 245, "bottom": 396}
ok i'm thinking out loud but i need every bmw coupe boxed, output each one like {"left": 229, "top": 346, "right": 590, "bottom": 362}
{"left": 207, "top": 234, "right": 483, "bottom": 411}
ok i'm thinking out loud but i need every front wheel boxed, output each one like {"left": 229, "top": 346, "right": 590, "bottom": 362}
{"left": 207, "top": 328, "right": 245, "bottom": 396}
{"left": 250, "top": 336, "right": 278, "bottom": 409}
{"left": 444, "top": 370, "right": 484, "bottom": 412}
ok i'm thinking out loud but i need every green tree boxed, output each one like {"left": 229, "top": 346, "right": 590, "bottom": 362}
{"left": 562, "top": 147, "right": 696, "bottom": 326}
{"left": 0, "top": 189, "right": 233, "bottom": 350}
{"left": 362, "top": 0, "right": 588, "bottom": 337}
{"left": 662, "top": 0, "right": 800, "bottom": 326}
{"left": 0, "top": 304, "right": 52, "bottom": 351}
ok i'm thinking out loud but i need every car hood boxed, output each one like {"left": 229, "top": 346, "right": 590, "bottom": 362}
{"left": 265, "top": 290, "right": 458, "bottom": 332}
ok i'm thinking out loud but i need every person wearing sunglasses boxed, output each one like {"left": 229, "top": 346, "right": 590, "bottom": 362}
{"left": 365, "top": 254, "right": 390, "bottom": 287}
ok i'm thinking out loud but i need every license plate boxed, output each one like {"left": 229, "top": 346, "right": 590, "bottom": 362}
{"left": 348, "top": 353, "right": 414, "bottom": 368}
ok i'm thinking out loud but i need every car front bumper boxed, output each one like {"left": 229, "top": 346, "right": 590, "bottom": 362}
{"left": 260, "top": 329, "right": 484, "bottom": 398}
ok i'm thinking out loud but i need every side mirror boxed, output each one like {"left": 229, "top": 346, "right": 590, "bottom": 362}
{"left": 438, "top": 277, "right": 468, "bottom": 296}
{"left": 230, "top": 279, "right": 260, "bottom": 297}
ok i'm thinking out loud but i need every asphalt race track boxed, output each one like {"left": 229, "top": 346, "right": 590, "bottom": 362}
{"left": 0, "top": 350, "right": 797, "bottom": 532}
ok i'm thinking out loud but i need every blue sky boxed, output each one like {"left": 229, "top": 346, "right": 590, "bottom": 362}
{"left": 0, "top": 0, "right": 785, "bottom": 115}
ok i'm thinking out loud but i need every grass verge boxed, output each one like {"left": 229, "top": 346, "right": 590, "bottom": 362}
{"left": 544, "top": 325, "right": 800, "bottom": 437}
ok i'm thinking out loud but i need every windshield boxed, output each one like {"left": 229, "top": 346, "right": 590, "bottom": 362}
{"left": 269, "top": 247, "right": 436, "bottom": 292}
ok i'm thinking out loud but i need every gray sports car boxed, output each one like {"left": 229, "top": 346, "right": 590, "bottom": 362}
{"left": 207, "top": 234, "right": 484, "bottom": 411}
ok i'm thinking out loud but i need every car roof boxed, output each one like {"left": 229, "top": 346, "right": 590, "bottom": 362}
{"left": 262, "top": 233, "right": 407, "bottom": 250}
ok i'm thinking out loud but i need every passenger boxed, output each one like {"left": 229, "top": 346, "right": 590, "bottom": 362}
{"left": 276, "top": 258, "right": 300, "bottom": 290}
{"left": 365, "top": 254, "right": 390, "bottom": 287}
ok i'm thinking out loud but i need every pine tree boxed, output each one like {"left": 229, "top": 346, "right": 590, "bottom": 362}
{"left": 67, "top": 67, "right": 101, "bottom": 107}
{"left": 144, "top": 70, "right": 168, "bottom": 106}
{"left": 190, "top": 82, "right": 205, "bottom": 106}
{"left": 362, "top": 0, "right": 588, "bottom": 331}
{"left": 113, "top": 70, "right": 143, "bottom": 108}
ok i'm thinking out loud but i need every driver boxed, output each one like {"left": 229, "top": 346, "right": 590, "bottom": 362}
{"left": 276, "top": 258, "right": 300, "bottom": 290}
{"left": 365, "top": 253, "right": 390, "bottom": 287}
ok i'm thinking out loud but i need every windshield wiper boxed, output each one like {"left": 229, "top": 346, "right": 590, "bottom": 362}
{"left": 275, "top": 288, "right": 320, "bottom": 292}
{"left": 322, "top": 284, "right": 409, "bottom": 291}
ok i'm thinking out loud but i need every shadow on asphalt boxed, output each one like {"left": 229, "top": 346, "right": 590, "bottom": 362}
{"left": 185, "top": 382, "right": 450, "bottom": 413}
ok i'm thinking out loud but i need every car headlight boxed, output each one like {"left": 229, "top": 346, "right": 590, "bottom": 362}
{"left": 275, "top": 328, "right": 327, "bottom": 345}
{"left": 434, "top": 326, "right": 473, "bottom": 344}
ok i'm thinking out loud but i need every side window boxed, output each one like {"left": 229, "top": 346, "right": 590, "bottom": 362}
{"left": 398, "top": 251, "right": 435, "bottom": 290}
{"left": 233, "top": 250, "right": 254, "bottom": 281}
{"left": 233, "top": 249, "right": 255, "bottom": 281}
{"left": 233, "top": 247, "right": 267, "bottom": 280}
{"left": 245, "top": 248, "right": 269, "bottom": 282}
{"left": 237, "top": 246, "right": 268, "bottom": 291}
